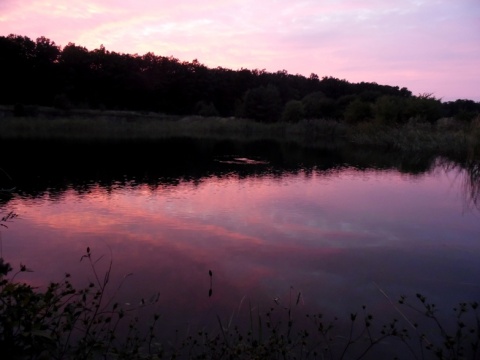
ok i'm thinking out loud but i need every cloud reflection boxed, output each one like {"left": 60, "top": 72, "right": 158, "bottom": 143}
{"left": 3, "top": 166, "right": 478, "bottom": 328}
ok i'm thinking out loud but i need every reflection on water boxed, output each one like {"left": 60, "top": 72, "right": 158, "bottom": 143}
{"left": 0, "top": 139, "right": 479, "bottom": 350}
{"left": 462, "top": 160, "right": 480, "bottom": 211}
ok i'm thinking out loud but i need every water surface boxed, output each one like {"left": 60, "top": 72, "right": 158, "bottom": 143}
{"left": 0, "top": 139, "right": 479, "bottom": 352}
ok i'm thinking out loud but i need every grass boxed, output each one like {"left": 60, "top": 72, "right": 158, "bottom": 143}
{"left": 346, "top": 119, "right": 478, "bottom": 156}
{"left": 0, "top": 111, "right": 343, "bottom": 144}
{"left": 1, "top": 105, "right": 479, "bottom": 158}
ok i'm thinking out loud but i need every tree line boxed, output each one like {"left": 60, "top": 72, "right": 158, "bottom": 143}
{"left": 1, "top": 34, "right": 479, "bottom": 124}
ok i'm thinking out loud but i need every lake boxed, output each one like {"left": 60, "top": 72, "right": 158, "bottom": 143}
{"left": 1, "top": 138, "right": 479, "bottom": 358}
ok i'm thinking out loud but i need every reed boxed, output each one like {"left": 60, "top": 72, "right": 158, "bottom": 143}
{"left": 1, "top": 110, "right": 478, "bottom": 158}
{"left": 347, "top": 120, "right": 475, "bottom": 157}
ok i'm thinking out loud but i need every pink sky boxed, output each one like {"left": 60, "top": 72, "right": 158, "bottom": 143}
{"left": 1, "top": 0, "right": 479, "bottom": 101}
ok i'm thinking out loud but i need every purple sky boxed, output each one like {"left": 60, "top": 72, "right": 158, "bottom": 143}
{"left": 1, "top": 0, "right": 479, "bottom": 101}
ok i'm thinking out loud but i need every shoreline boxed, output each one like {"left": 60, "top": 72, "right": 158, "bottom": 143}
{"left": 0, "top": 105, "right": 479, "bottom": 159}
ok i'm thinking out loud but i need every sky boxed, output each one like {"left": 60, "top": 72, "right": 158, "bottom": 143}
{"left": 1, "top": 0, "right": 479, "bottom": 102}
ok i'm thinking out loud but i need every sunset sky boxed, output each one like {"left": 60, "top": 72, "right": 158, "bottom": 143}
{"left": 1, "top": 0, "right": 479, "bottom": 101}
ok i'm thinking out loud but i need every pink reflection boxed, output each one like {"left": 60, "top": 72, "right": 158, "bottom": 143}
{"left": 2, "top": 166, "right": 480, "bottom": 336}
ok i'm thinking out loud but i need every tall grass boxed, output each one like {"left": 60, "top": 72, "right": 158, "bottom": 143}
{"left": 346, "top": 119, "right": 475, "bottom": 156}
{"left": 1, "top": 108, "right": 479, "bottom": 158}
{"left": 0, "top": 113, "right": 345, "bottom": 144}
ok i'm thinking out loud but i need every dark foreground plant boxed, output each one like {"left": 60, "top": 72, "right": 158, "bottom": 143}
{"left": 0, "top": 247, "right": 161, "bottom": 359}
{"left": 0, "top": 247, "right": 479, "bottom": 359}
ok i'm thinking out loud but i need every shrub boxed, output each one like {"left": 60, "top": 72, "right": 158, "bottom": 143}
{"left": 243, "top": 84, "right": 282, "bottom": 123}
{"left": 194, "top": 100, "right": 219, "bottom": 117}
{"left": 373, "top": 95, "right": 407, "bottom": 125}
{"left": 343, "top": 98, "right": 372, "bottom": 124}
{"left": 455, "top": 109, "right": 478, "bottom": 123}
{"left": 0, "top": 248, "right": 160, "bottom": 359}
{"left": 335, "top": 94, "right": 357, "bottom": 117}
{"left": 281, "top": 100, "right": 304, "bottom": 123}
{"left": 301, "top": 92, "right": 337, "bottom": 120}
{"left": 301, "top": 91, "right": 324, "bottom": 118}
{"left": 13, "top": 103, "right": 38, "bottom": 117}
{"left": 405, "top": 94, "right": 443, "bottom": 123}
{"left": 53, "top": 93, "right": 73, "bottom": 111}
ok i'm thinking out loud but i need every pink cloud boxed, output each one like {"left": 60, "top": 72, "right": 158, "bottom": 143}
{"left": 0, "top": 0, "right": 479, "bottom": 100}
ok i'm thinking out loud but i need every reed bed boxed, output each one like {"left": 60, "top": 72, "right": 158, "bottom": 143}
{"left": 0, "top": 109, "right": 479, "bottom": 158}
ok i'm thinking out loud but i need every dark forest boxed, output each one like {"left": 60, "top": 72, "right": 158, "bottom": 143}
{"left": 1, "top": 34, "right": 479, "bottom": 123}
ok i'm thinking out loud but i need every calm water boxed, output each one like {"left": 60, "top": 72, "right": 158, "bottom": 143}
{"left": 1, "top": 139, "right": 479, "bottom": 354}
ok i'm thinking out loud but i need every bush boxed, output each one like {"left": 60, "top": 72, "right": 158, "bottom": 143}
{"left": 455, "top": 109, "right": 478, "bottom": 123}
{"left": 53, "top": 93, "right": 73, "bottom": 111}
{"left": 281, "top": 100, "right": 304, "bottom": 123}
{"left": 194, "top": 101, "right": 219, "bottom": 117}
{"left": 0, "top": 248, "right": 160, "bottom": 359}
{"left": 301, "top": 92, "right": 337, "bottom": 120}
{"left": 243, "top": 84, "right": 282, "bottom": 123}
{"left": 13, "top": 103, "right": 38, "bottom": 117}
{"left": 301, "top": 91, "right": 324, "bottom": 118}
{"left": 405, "top": 94, "right": 443, "bottom": 123}
{"left": 373, "top": 95, "right": 407, "bottom": 125}
{"left": 343, "top": 98, "right": 372, "bottom": 124}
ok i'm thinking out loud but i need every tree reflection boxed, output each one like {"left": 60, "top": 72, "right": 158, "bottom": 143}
{"left": 462, "top": 160, "right": 480, "bottom": 212}
{"left": 1, "top": 138, "right": 479, "bottom": 213}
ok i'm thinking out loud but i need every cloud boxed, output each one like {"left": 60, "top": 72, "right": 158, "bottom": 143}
{"left": 0, "top": 0, "right": 479, "bottom": 100}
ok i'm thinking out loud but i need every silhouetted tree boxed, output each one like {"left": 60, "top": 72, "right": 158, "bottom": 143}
{"left": 281, "top": 100, "right": 304, "bottom": 123}
{"left": 0, "top": 33, "right": 476, "bottom": 123}
{"left": 0, "top": 35, "right": 36, "bottom": 104}
{"left": 32, "top": 36, "right": 61, "bottom": 104}
{"left": 442, "top": 99, "right": 480, "bottom": 122}
{"left": 344, "top": 98, "right": 372, "bottom": 124}
{"left": 405, "top": 94, "right": 443, "bottom": 123}
{"left": 195, "top": 101, "right": 219, "bottom": 117}
{"left": 373, "top": 95, "right": 407, "bottom": 124}
{"left": 243, "top": 84, "right": 282, "bottom": 122}
{"left": 301, "top": 92, "right": 336, "bottom": 119}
